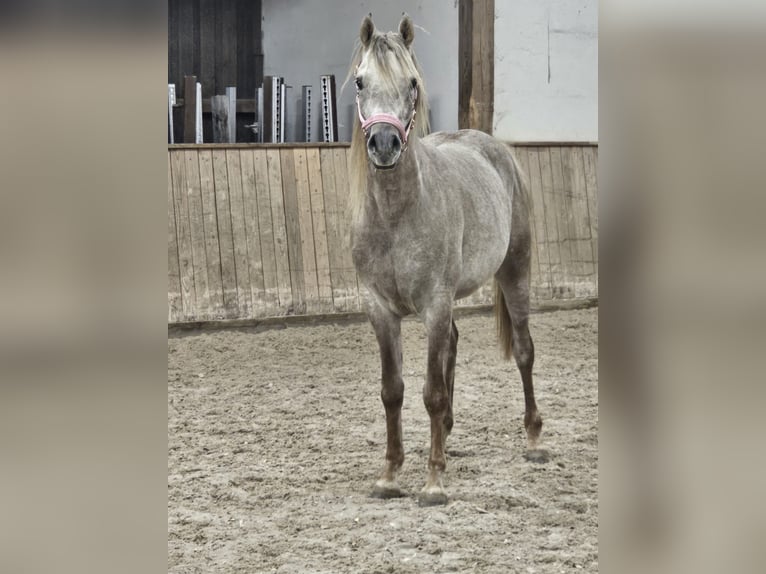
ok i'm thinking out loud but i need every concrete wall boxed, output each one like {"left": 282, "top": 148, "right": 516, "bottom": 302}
{"left": 263, "top": 1, "right": 597, "bottom": 143}
{"left": 262, "top": 0, "right": 458, "bottom": 143}
{"left": 494, "top": 0, "right": 598, "bottom": 142}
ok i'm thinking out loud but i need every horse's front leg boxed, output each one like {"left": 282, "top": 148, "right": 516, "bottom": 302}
{"left": 368, "top": 303, "right": 405, "bottom": 498}
{"left": 419, "top": 303, "right": 454, "bottom": 506}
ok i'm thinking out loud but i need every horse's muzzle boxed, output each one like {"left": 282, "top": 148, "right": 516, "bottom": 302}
{"left": 366, "top": 124, "right": 402, "bottom": 169}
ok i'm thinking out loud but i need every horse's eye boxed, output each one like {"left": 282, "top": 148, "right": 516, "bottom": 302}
{"left": 410, "top": 78, "right": 418, "bottom": 90}
{"left": 355, "top": 77, "right": 364, "bottom": 90}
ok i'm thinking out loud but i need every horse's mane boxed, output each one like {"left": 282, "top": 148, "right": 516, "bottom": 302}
{"left": 346, "top": 31, "right": 430, "bottom": 225}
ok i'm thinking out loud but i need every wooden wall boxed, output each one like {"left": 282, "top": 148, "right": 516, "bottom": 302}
{"left": 167, "top": 143, "right": 598, "bottom": 324}
{"left": 168, "top": 0, "right": 263, "bottom": 143}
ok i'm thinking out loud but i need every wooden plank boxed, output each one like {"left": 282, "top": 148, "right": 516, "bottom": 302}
{"left": 280, "top": 149, "right": 306, "bottom": 313}
{"left": 198, "top": 0, "right": 216, "bottom": 98}
{"left": 582, "top": 146, "right": 599, "bottom": 266}
{"left": 266, "top": 149, "right": 293, "bottom": 310}
{"left": 183, "top": 75, "right": 198, "bottom": 143}
{"left": 521, "top": 147, "right": 552, "bottom": 300}
{"left": 345, "top": 146, "right": 363, "bottom": 309}
{"left": 183, "top": 150, "right": 210, "bottom": 316}
{"left": 239, "top": 149, "right": 266, "bottom": 315}
{"left": 512, "top": 147, "right": 542, "bottom": 301}
{"left": 216, "top": 0, "right": 237, "bottom": 94}
{"left": 252, "top": 149, "right": 280, "bottom": 310}
{"left": 538, "top": 147, "right": 568, "bottom": 299}
{"left": 167, "top": 152, "right": 182, "bottom": 322}
{"left": 331, "top": 147, "right": 359, "bottom": 312}
{"left": 548, "top": 146, "right": 579, "bottom": 298}
{"left": 293, "top": 149, "right": 321, "bottom": 313}
{"left": 197, "top": 150, "right": 225, "bottom": 318}
{"left": 177, "top": 0, "right": 195, "bottom": 79}
{"left": 192, "top": 0, "right": 201, "bottom": 87}
{"left": 168, "top": 0, "right": 180, "bottom": 89}
{"left": 211, "top": 150, "right": 239, "bottom": 316}
{"left": 553, "top": 146, "right": 577, "bottom": 287}
{"left": 225, "top": 148, "right": 253, "bottom": 316}
{"left": 561, "top": 147, "right": 596, "bottom": 298}
{"left": 306, "top": 148, "right": 334, "bottom": 312}
{"left": 319, "top": 148, "right": 343, "bottom": 311}
{"left": 171, "top": 152, "right": 196, "bottom": 319}
{"left": 236, "top": 0, "right": 258, "bottom": 98}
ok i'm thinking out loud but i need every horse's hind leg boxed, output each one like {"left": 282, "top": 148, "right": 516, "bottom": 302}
{"left": 496, "top": 261, "right": 545, "bottom": 458}
{"left": 444, "top": 320, "right": 458, "bottom": 436}
{"left": 368, "top": 303, "right": 406, "bottom": 498}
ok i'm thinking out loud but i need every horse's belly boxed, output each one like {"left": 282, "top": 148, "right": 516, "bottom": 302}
{"left": 455, "top": 225, "right": 510, "bottom": 299}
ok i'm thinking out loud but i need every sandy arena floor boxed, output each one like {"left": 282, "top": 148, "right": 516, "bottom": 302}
{"left": 168, "top": 307, "right": 598, "bottom": 573}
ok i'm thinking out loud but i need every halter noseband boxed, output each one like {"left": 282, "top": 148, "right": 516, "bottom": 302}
{"left": 355, "top": 81, "right": 418, "bottom": 149}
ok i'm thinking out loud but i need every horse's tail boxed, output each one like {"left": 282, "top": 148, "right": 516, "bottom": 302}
{"left": 494, "top": 281, "right": 514, "bottom": 360}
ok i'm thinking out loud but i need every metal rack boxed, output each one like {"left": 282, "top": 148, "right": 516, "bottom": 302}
{"left": 302, "top": 85, "right": 312, "bottom": 142}
{"left": 320, "top": 75, "right": 338, "bottom": 142}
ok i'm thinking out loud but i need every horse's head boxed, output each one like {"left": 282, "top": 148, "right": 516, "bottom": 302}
{"left": 352, "top": 14, "right": 427, "bottom": 169}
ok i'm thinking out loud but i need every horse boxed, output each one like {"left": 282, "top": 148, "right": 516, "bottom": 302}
{"left": 348, "top": 14, "right": 544, "bottom": 506}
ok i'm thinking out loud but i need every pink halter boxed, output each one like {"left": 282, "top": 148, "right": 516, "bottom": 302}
{"left": 356, "top": 88, "right": 418, "bottom": 147}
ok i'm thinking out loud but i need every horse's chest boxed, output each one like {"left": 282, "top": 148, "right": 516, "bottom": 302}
{"left": 352, "top": 231, "right": 435, "bottom": 313}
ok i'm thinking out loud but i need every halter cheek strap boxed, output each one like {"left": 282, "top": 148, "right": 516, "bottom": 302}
{"left": 355, "top": 88, "right": 418, "bottom": 147}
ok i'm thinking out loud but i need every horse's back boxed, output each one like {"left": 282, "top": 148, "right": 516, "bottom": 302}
{"left": 426, "top": 128, "right": 515, "bottom": 165}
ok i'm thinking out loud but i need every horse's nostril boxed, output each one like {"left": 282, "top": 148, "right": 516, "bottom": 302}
{"left": 367, "top": 134, "right": 378, "bottom": 152}
{"left": 390, "top": 134, "right": 401, "bottom": 152}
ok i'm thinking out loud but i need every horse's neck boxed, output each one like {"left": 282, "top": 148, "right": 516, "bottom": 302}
{"left": 364, "top": 139, "right": 423, "bottom": 224}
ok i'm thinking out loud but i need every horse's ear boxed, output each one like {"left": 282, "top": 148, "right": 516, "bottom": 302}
{"left": 399, "top": 13, "right": 415, "bottom": 47}
{"left": 360, "top": 14, "right": 375, "bottom": 48}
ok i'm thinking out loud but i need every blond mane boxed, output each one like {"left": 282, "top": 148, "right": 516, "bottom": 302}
{"left": 346, "top": 31, "right": 430, "bottom": 225}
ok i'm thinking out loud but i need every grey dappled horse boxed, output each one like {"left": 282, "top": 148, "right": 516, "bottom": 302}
{"left": 349, "top": 14, "right": 544, "bottom": 506}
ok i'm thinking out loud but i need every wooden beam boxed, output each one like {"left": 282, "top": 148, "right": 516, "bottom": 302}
{"left": 458, "top": 0, "right": 473, "bottom": 130}
{"left": 183, "top": 75, "right": 198, "bottom": 143}
{"left": 211, "top": 95, "right": 230, "bottom": 143}
{"left": 459, "top": 0, "right": 494, "bottom": 134}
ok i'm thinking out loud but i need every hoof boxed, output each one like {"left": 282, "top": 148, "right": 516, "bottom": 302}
{"left": 524, "top": 448, "right": 550, "bottom": 464}
{"left": 418, "top": 486, "right": 449, "bottom": 507}
{"left": 371, "top": 479, "right": 405, "bottom": 499}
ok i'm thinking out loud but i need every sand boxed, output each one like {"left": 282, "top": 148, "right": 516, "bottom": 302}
{"left": 168, "top": 307, "right": 598, "bottom": 573}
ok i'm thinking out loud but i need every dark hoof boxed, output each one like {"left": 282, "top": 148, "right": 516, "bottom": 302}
{"left": 371, "top": 479, "right": 405, "bottom": 499}
{"left": 524, "top": 448, "right": 550, "bottom": 464}
{"left": 418, "top": 487, "right": 449, "bottom": 507}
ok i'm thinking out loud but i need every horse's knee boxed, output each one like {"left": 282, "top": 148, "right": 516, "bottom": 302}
{"left": 423, "top": 385, "right": 449, "bottom": 416}
{"left": 381, "top": 377, "right": 404, "bottom": 410}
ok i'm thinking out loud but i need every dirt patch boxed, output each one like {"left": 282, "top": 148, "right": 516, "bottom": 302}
{"left": 168, "top": 307, "right": 598, "bottom": 573}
